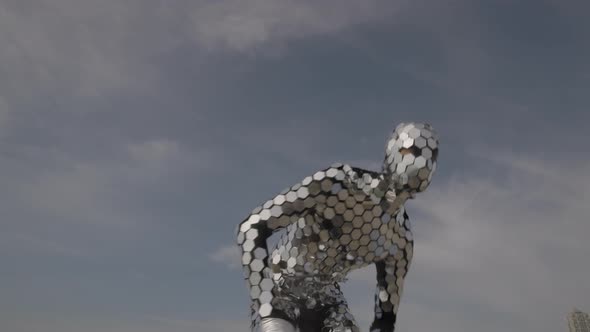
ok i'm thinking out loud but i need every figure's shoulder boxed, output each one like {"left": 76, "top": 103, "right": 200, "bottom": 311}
{"left": 344, "top": 165, "right": 386, "bottom": 196}
{"left": 314, "top": 162, "right": 351, "bottom": 181}
{"left": 294, "top": 163, "right": 385, "bottom": 197}
{"left": 292, "top": 163, "right": 356, "bottom": 195}
{"left": 296, "top": 163, "right": 353, "bottom": 183}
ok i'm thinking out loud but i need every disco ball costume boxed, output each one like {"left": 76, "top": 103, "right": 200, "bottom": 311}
{"left": 237, "top": 123, "right": 439, "bottom": 332}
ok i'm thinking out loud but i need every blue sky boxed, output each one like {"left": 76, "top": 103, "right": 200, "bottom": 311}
{"left": 1, "top": 1, "right": 589, "bottom": 331}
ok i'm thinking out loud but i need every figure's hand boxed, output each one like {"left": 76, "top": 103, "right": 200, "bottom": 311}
{"left": 369, "top": 320, "right": 394, "bottom": 332}
{"left": 384, "top": 190, "right": 411, "bottom": 215}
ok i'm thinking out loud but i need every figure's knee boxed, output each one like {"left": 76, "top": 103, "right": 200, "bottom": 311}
{"left": 257, "top": 317, "right": 297, "bottom": 332}
{"left": 322, "top": 320, "right": 360, "bottom": 332}
{"left": 326, "top": 326, "right": 360, "bottom": 332}
{"left": 322, "top": 308, "right": 360, "bottom": 332}
{"left": 253, "top": 295, "right": 299, "bottom": 331}
{"left": 266, "top": 307, "right": 298, "bottom": 325}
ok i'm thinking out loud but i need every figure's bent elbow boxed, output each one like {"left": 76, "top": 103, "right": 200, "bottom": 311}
{"left": 236, "top": 214, "right": 255, "bottom": 253}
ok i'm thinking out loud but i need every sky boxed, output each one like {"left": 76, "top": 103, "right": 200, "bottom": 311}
{"left": 1, "top": 0, "right": 589, "bottom": 331}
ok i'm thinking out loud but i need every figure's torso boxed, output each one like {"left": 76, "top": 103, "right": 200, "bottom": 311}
{"left": 268, "top": 166, "right": 414, "bottom": 285}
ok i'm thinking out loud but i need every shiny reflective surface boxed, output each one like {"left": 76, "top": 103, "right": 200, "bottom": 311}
{"left": 237, "top": 122, "right": 439, "bottom": 332}
{"left": 386, "top": 123, "right": 438, "bottom": 194}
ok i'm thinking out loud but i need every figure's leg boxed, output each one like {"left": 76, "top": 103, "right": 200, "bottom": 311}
{"left": 254, "top": 306, "right": 298, "bottom": 332}
{"left": 258, "top": 317, "right": 297, "bottom": 332}
{"left": 299, "top": 308, "right": 326, "bottom": 332}
{"left": 254, "top": 286, "right": 300, "bottom": 332}
{"left": 320, "top": 301, "right": 360, "bottom": 332}
{"left": 298, "top": 284, "right": 360, "bottom": 332}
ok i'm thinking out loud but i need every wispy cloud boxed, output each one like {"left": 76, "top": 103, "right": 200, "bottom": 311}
{"left": 192, "top": 0, "right": 405, "bottom": 53}
{"left": 0, "top": 0, "right": 407, "bottom": 107}
{"left": 209, "top": 245, "right": 241, "bottom": 270}
{"left": 216, "top": 148, "right": 590, "bottom": 332}
{"left": 1, "top": 1, "right": 588, "bottom": 332}
{"left": 403, "top": 149, "right": 590, "bottom": 331}
{"left": 0, "top": 136, "right": 222, "bottom": 262}
{"left": 0, "top": 231, "right": 87, "bottom": 257}
{"left": 0, "top": 96, "right": 10, "bottom": 133}
{"left": 8, "top": 139, "right": 205, "bottom": 225}
{"left": 3, "top": 313, "right": 248, "bottom": 332}
{"left": 0, "top": 0, "right": 167, "bottom": 99}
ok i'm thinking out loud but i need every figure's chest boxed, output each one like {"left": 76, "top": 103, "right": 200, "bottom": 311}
{"left": 313, "top": 195, "right": 412, "bottom": 262}
{"left": 270, "top": 192, "right": 413, "bottom": 278}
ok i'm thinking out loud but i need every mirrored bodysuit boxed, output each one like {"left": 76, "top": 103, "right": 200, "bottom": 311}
{"left": 237, "top": 123, "right": 439, "bottom": 332}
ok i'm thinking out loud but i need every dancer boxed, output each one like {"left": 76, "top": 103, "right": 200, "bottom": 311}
{"left": 237, "top": 123, "right": 439, "bottom": 332}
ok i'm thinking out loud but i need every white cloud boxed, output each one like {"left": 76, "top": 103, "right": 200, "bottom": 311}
{"left": 127, "top": 139, "right": 183, "bottom": 163}
{"left": 8, "top": 139, "right": 205, "bottom": 225}
{"left": 2, "top": 313, "right": 248, "bottom": 332}
{"left": 0, "top": 0, "right": 406, "bottom": 106}
{"left": 215, "top": 148, "right": 590, "bottom": 332}
{"left": 0, "top": 231, "right": 87, "bottom": 257}
{"left": 0, "top": 0, "right": 165, "bottom": 99}
{"left": 125, "top": 139, "right": 213, "bottom": 182}
{"left": 192, "top": 0, "right": 405, "bottom": 52}
{"left": 396, "top": 150, "right": 590, "bottom": 332}
{"left": 0, "top": 96, "right": 9, "bottom": 131}
{"left": 209, "top": 245, "right": 241, "bottom": 270}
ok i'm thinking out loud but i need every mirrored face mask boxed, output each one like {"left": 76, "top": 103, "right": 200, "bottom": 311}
{"left": 383, "top": 122, "right": 439, "bottom": 194}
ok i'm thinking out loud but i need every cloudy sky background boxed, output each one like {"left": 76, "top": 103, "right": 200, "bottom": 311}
{"left": 1, "top": 0, "right": 589, "bottom": 331}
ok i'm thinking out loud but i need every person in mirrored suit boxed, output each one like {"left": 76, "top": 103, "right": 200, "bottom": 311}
{"left": 237, "top": 123, "right": 439, "bottom": 332}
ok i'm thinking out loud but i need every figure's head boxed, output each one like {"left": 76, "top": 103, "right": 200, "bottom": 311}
{"left": 383, "top": 122, "right": 439, "bottom": 195}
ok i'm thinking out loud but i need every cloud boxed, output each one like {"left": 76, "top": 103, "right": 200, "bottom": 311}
{"left": 399, "top": 149, "right": 590, "bottom": 331}
{"left": 215, "top": 148, "right": 590, "bottom": 332}
{"left": 192, "top": 0, "right": 405, "bottom": 52}
{"left": 0, "top": 96, "right": 9, "bottom": 130}
{"left": 0, "top": 0, "right": 406, "bottom": 108}
{"left": 209, "top": 245, "right": 241, "bottom": 270}
{"left": 0, "top": 0, "right": 168, "bottom": 99}
{"left": 2, "top": 313, "right": 248, "bottom": 332}
{"left": 0, "top": 231, "right": 87, "bottom": 258}
{"left": 11, "top": 139, "right": 203, "bottom": 223}
{"left": 2, "top": 2, "right": 588, "bottom": 331}
{"left": 0, "top": 136, "right": 221, "bottom": 260}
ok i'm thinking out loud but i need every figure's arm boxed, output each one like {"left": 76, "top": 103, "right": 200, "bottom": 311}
{"left": 370, "top": 256, "right": 410, "bottom": 332}
{"left": 370, "top": 210, "right": 413, "bottom": 332}
{"left": 236, "top": 163, "right": 349, "bottom": 326}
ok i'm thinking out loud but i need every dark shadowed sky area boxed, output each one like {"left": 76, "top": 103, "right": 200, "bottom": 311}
{"left": 1, "top": 1, "right": 589, "bottom": 331}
